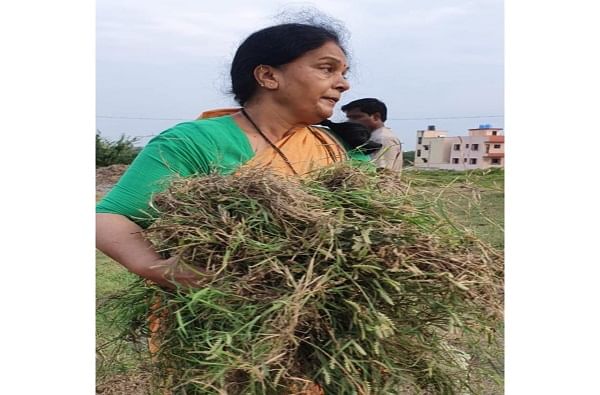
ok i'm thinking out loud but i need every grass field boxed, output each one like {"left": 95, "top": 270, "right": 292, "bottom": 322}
{"left": 96, "top": 168, "right": 504, "bottom": 393}
{"left": 96, "top": 252, "right": 141, "bottom": 375}
{"left": 402, "top": 168, "right": 504, "bottom": 249}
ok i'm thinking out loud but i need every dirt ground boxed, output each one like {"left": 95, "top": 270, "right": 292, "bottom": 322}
{"left": 96, "top": 164, "right": 128, "bottom": 199}
{"left": 96, "top": 372, "right": 152, "bottom": 395}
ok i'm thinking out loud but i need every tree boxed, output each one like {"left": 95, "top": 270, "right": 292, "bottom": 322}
{"left": 403, "top": 151, "right": 415, "bottom": 166}
{"left": 96, "top": 131, "right": 141, "bottom": 167}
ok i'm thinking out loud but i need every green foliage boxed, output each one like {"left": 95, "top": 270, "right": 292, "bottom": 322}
{"left": 96, "top": 130, "right": 141, "bottom": 167}
{"left": 100, "top": 164, "right": 503, "bottom": 394}
{"left": 96, "top": 251, "right": 145, "bottom": 379}
{"left": 96, "top": 167, "right": 505, "bottom": 393}
{"left": 403, "top": 150, "right": 415, "bottom": 166}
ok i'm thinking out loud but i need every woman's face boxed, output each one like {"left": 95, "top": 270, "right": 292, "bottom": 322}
{"left": 274, "top": 41, "right": 350, "bottom": 124}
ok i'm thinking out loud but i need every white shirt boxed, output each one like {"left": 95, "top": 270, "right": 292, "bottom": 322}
{"left": 369, "top": 126, "right": 403, "bottom": 171}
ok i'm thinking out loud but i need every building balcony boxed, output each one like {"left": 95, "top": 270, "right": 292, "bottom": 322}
{"left": 484, "top": 152, "right": 504, "bottom": 159}
{"left": 486, "top": 136, "right": 505, "bottom": 143}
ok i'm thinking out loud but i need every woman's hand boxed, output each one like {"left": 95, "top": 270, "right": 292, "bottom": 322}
{"left": 141, "top": 256, "right": 206, "bottom": 289}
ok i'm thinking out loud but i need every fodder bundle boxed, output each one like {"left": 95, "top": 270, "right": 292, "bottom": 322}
{"left": 106, "top": 163, "right": 503, "bottom": 394}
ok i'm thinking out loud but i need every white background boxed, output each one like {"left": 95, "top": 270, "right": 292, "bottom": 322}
{"left": 1, "top": 0, "right": 599, "bottom": 393}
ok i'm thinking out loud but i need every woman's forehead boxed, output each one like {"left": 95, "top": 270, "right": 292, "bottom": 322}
{"left": 304, "top": 42, "right": 348, "bottom": 64}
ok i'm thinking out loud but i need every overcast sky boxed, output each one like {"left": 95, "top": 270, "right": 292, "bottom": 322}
{"left": 96, "top": 0, "right": 503, "bottom": 150}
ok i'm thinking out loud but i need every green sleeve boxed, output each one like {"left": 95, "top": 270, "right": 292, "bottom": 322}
{"left": 96, "top": 123, "right": 214, "bottom": 227}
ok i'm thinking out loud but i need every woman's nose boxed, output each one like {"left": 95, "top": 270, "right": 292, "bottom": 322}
{"left": 335, "top": 75, "right": 350, "bottom": 92}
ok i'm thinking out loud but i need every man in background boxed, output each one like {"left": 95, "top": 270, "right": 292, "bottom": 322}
{"left": 341, "top": 98, "right": 402, "bottom": 171}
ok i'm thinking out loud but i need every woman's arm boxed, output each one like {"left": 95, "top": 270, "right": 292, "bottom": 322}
{"left": 96, "top": 213, "right": 202, "bottom": 288}
{"left": 96, "top": 124, "right": 215, "bottom": 287}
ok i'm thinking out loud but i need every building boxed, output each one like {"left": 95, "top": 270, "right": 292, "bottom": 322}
{"left": 414, "top": 124, "right": 504, "bottom": 170}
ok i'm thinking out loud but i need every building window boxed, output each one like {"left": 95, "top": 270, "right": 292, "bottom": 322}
{"left": 422, "top": 158, "right": 428, "bottom": 163}
{"left": 416, "top": 149, "right": 421, "bottom": 157}
{"left": 471, "top": 144, "right": 479, "bottom": 151}
{"left": 465, "top": 144, "right": 469, "bottom": 148}
{"left": 486, "top": 144, "right": 490, "bottom": 153}
{"left": 492, "top": 131, "right": 498, "bottom": 136}
{"left": 464, "top": 158, "right": 467, "bottom": 163}
{"left": 491, "top": 158, "right": 501, "bottom": 165}
{"left": 452, "top": 158, "right": 459, "bottom": 164}
{"left": 453, "top": 144, "right": 460, "bottom": 151}
{"left": 417, "top": 137, "right": 423, "bottom": 144}
{"left": 494, "top": 144, "right": 501, "bottom": 149}
{"left": 423, "top": 145, "right": 429, "bottom": 151}
{"left": 470, "top": 158, "right": 477, "bottom": 165}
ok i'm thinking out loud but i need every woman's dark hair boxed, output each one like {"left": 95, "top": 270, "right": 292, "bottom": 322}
{"left": 319, "top": 119, "right": 381, "bottom": 154}
{"left": 230, "top": 23, "right": 345, "bottom": 106}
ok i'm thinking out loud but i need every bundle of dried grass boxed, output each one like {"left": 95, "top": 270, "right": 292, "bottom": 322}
{"left": 107, "top": 163, "right": 503, "bottom": 394}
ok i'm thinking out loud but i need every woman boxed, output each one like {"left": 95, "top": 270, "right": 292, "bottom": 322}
{"left": 96, "top": 22, "right": 372, "bottom": 289}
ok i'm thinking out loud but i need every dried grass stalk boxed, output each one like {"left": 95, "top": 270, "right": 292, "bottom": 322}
{"left": 106, "top": 162, "right": 503, "bottom": 394}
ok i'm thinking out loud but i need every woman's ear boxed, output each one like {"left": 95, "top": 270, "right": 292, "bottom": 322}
{"left": 254, "top": 65, "right": 279, "bottom": 90}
